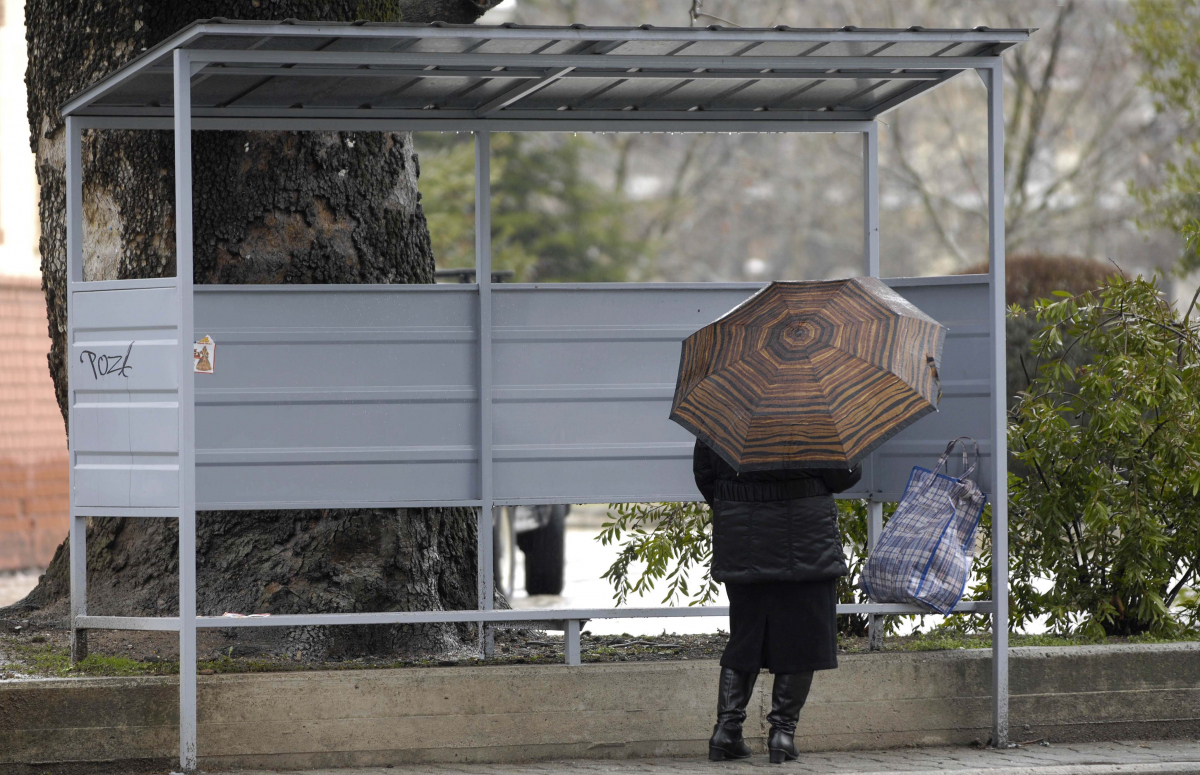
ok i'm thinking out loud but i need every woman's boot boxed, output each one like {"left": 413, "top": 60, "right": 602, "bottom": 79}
{"left": 708, "top": 667, "right": 758, "bottom": 761}
{"left": 767, "top": 671, "right": 813, "bottom": 763}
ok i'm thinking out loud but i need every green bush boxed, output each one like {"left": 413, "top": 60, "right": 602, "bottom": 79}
{"left": 1007, "top": 273, "right": 1200, "bottom": 635}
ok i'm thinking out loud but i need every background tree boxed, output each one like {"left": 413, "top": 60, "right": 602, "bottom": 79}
{"left": 418, "top": 132, "right": 647, "bottom": 281}
{"left": 12, "top": 0, "right": 503, "bottom": 660}
{"left": 500, "top": 1, "right": 1183, "bottom": 285}
{"left": 1124, "top": 0, "right": 1200, "bottom": 273}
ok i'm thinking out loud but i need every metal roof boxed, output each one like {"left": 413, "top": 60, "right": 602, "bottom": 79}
{"left": 62, "top": 19, "right": 1032, "bottom": 126}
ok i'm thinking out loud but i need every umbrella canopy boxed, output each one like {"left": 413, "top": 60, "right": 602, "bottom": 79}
{"left": 670, "top": 277, "right": 946, "bottom": 472}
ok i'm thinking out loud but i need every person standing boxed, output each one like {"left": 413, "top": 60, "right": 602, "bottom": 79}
{"left": 694, "top": 438, "right": 861, "bottom": 764}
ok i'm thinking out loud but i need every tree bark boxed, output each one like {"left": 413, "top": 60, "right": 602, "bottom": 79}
{"left": 16, "top": 0, "right": 501, "bottom": 658}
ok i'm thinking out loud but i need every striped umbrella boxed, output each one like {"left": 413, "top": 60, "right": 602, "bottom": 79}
{"left": 670, "top": 278, "right": 945, "bottom": 472}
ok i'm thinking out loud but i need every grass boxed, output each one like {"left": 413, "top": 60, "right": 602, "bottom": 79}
{"left": 874, "top": 630, "right": 1200, "bottom": 653}
{"left": 894, "top": 633, "right": 1086, "bottom": 652}
{"left": 0, "top": 637, "right": 569, "bottom": 679}
{"left": 9, "top": 642, "right": 177, "bottom": 678}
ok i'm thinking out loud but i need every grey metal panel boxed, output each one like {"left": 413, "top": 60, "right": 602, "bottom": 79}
{"left": 192, "top": 285, "right": 479, "bottom": 509}
{"left": 490, "top": 278, "right": 992, "bottom": 505}
{"left": 70, "top": 286, "right": 180, "bottom": 509}
{"left": 176, "top": 279, "right": 991, "bottom": 510}
{"left": 865, "top": 278, "right": 994, "bottom": 497}
{"left": 491, "top": 284, "right": 745, "bottom": 504}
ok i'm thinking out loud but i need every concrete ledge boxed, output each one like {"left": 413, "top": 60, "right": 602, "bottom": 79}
{"left": 1, "top": 643, "right": 1198, "bottom": 770}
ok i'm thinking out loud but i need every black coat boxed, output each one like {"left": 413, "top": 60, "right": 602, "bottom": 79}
{"left": 693, "top": 440, "right": 862, "bottom": 584}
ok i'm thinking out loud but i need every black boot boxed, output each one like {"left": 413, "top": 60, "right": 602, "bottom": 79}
{"left": 708, "top": 667, "right": 758, "bottom": 761}
{"left": 767, "top": 671, "right": 813, "bottom": 764}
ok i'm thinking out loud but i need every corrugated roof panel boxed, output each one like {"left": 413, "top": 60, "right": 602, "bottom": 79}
{"left": 650, "top": 40, "right": 766, "bottom": 57}
{"left": 92, "top": 73, "right": 173, "bottom": 107}
{"left": 187, "top": 33, "right": 271, "bottom": 51}
{"left": 550, "top": 77, "right": 689, "bottom": 112}
{"left": 191, "top": 74, "right": 279, "bottom": 108}
{"left": 60, "top": 21, "right": 1033, "bottom": 122}
{"left": 603, "top": 39, "right": 721, "bottom": 56}
{"left": 227, "top": 75, "right": 362, "bottom": 108}
{"left": 519, "top": 38, "right": 604, "bottom": 56}
{"left": 650, "top": 79, "right": 799, "bottom": 112}
{"left": 738, "top": 40, "right": 848, "bottom": 57}
{"left": 861, "top": 41, "right": 957, "bottom": 57}
{"left": 488, "top": 77, "right": 610, "bottom": 111}
{"left": 472, "top": 37, "right": 570, "bottom": 55}
{"left": 847, "top": 79, "right": 924, "bottom": 111}
{"left": 710, "top": 77, "right": 866, "bottom": 112}
{"left": 775, "top": 79, "right": 868, "bottom": 111}
{"left": 517, "top": 77, "right": 723, "bottom": 112}
{"left": 405, "top": 36, "right": 488, "bottom": 53}
{"left": 253, "top": 35, "right": 342, "bottom": 52}
{"left": 936, "top": 41, "right": 1002, "bottom": 57}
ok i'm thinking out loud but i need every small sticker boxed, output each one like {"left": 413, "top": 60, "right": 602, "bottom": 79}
{"left": 193, "top": 336, "right": 215, "bottom": 374}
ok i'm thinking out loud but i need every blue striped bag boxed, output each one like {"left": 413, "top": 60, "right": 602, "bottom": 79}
{"left": 859, "top": 437, "right": 988, "bottom": 615}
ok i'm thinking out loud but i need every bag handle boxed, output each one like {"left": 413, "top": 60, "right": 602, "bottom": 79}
{"left": 931, "top": 436, "right": 979, "bottom": 481}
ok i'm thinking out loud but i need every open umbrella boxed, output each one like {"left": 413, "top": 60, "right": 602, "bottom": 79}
{"left": 670, "top": 277, "right": 945, "bottom": 472}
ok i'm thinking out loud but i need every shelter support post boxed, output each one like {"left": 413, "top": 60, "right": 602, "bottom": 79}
{"left": 65, "top": 116, "right": 87, "bottom": 664}
{"left": 862, "top": 124, "right": 885, "bottom": 651}
{"left": 980, "top": 62, "right": 1010, "bottom": 749}
{"left": 564, "top": 619, "right": 582, "bottom": 666}
{"left": 862, "top": 124, "right": 880, "bottom": 278}
{"left": 174, "top": 49, "right": 199, "bottom": 774}
{"left": 475, "top": 130, "right": 495, "bottom": 659}
{"left": 866, "top": 501, "right": 885, "bottom": 651}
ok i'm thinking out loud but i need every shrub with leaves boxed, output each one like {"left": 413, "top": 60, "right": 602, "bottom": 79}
{"left": 598, "top": 501, "right": 719, "bottom": 607}
{"left": 1008, "top": 273, "right": 1200, "bottom": 636}
{"left": 950, "top": 501, "right": 1049, "bottom": 635}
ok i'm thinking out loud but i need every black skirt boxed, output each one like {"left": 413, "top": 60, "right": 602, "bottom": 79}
{"left": 720, "top": 579, "right": 839, "bottom": 674}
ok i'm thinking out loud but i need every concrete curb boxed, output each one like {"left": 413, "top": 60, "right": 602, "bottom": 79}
{"left": 2, "top": 643, "right": 1199, "bottom": 769}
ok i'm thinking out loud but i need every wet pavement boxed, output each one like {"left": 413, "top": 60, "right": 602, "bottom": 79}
{"left": 219, "top": 739, "right": 1200, "bottom": 774}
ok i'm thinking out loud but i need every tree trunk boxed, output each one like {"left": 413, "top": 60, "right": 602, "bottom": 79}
{"left": 15, "top": 0, "right": 501, "bottom": 659}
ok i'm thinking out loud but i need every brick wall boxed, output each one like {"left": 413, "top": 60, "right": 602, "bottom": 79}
{"left": 0, "top": 276, "right": 68, "bottom": 571}
{"left": 0, "top": 457, "right": 68, "bottom": 569}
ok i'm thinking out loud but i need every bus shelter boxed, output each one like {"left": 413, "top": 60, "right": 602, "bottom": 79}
{"left": 60, "top": 20, "right": 1029, "bottom": 771}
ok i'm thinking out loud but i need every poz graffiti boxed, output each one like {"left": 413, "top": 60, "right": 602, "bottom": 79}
{"left": 79, "top": 342, "right": 134, "bottom": 379}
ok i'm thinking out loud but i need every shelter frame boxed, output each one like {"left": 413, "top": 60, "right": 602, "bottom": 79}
{"left": 61, "top": 23, "right": 1020, "bottom": 771}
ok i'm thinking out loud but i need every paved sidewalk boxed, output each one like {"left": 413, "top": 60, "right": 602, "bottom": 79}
{"left": 221, "top": 740, "right": 1200, "bottom": 775}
